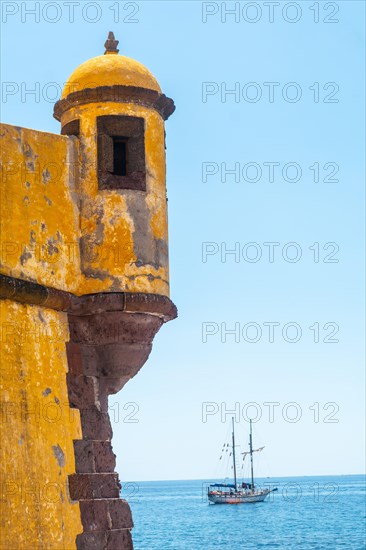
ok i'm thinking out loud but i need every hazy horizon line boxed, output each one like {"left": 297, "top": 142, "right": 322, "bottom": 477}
{"left": 123, "top": 473, "right": 366, "bottom": 483}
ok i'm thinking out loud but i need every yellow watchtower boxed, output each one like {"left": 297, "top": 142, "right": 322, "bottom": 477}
{"left": 0, "top": 33, "right": 176, "bottom": 549}
{"left": 54, "top": 31, "right": 175, "bottom": 296}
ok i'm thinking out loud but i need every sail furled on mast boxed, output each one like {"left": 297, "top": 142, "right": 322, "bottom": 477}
{"left": 242, "top": 446, "right": 265, "bottom": 458}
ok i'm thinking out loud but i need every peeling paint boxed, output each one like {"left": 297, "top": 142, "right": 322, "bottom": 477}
{"left": 20, "top": 247, "right": 32, "bottom": 266}
{"left": 52, "top": 444, "right": 66, "bottom": 467}
{"left": 42, "top": 168, "right": 51, "bottom": 184}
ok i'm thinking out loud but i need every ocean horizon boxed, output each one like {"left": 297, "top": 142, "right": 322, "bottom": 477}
{"left": 124, "top": 473, "right": 365, "bottom": 483}
{"left": 123, "top": 474, "right": 366, "bottom": 549}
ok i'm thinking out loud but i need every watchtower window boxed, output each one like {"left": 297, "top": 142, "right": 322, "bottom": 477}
{"left": 113, "top": 138, "right": 127, "bottom": 176}
{"left": 97, "top": 115, "right": 146, "bottom": 191}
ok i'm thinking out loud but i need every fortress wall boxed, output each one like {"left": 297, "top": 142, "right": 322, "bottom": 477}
{"left": 0, "top": 123, "right": 82, "bottom": 293}
{"left": 0, "top": 299, "right": 82, "bottom": 549}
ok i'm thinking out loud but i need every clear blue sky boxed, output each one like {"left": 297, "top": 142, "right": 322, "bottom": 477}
{"left": 1, "top": 1, "right": 365, "bottom": 480}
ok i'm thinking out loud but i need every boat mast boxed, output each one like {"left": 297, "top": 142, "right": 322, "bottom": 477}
{"left": 249, "top": 419, "right": 254, "bottom": 490}
{"left": 232, "top": 417, "right": 237, "bottom": 491}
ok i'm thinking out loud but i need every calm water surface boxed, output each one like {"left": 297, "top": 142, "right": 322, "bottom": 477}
{"left": 125, "top": 475, "right": 365, "bottom": 549}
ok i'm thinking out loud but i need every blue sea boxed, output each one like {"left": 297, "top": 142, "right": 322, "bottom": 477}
{"left": 123, "top": 475, "right": 365, "bottom": 549}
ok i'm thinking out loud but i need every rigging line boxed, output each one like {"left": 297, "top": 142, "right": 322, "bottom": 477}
{"left": 213, "top": 421, "right": 231, "bottom": 481}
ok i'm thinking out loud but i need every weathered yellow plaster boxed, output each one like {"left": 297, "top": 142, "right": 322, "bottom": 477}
{"left": 0, "top": 300, "right": 82, "bottom": 549}
{"left": 66, "top": 101, "right": 169, "bottom": 296}
{"left": 0, "top": 124, "right": 82, "bottom": 293}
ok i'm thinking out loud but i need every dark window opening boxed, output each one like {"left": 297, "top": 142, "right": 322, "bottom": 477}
{"left": 113, "top": 138, "right": 127, "bottom": 176}
{"left": 97, "top": 115, "right": 146, "bottom": 191}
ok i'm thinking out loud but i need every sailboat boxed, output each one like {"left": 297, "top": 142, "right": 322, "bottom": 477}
{"left": 207, "top": 418, "right": 277, "bottom": 504}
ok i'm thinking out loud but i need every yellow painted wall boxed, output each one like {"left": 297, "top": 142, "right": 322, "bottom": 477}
{"left": 0, "top": 299, "right": 82, "bottom": 549}
{"left": 0, "top": 124, "right": 82, "bottom": 293}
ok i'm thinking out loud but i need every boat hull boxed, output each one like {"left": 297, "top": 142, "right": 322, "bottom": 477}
{"left": 208, "top": 489, "right": 272, "bottom": 504}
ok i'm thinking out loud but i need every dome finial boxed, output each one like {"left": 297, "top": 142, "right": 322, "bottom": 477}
{"left": 104, "top": 31, "right": 119, "bottom": 55}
